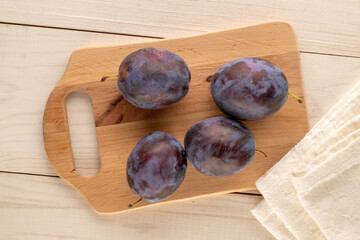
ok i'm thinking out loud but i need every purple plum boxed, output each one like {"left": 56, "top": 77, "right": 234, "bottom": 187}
{"left": 184, "top": 117, "right": 255, "bottom": 177}
{"left": 211, "top": 57, "right": 289, "bottom": 121}
{"left": 127, "top": 131, "right": 187, "bottom": 203}
{"left": 118, "top": 47, "right": 191, "bottom": 109}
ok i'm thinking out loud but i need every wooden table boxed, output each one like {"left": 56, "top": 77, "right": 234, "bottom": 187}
{"left": 0, "top": 1, "right": 359, "bottom": 239}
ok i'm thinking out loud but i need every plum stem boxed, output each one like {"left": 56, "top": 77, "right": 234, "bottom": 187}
{"left": 288, "top": 92, "right": 303, "bottom": 103}
{"left": 101, "top": 74, "right": 118, "bottom": 82}
{"left": 255, "top": 149, "right": 267, "bottom": 158}
{"left": 128, "top": 198, "right": 143, "bottom": 208}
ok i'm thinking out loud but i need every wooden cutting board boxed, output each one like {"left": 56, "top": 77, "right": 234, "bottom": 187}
{"left": 43, "top": 21, "right": 309, "bottom": 214}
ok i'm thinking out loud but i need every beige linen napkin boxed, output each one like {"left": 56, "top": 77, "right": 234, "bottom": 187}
{"left": 252, "top": 80, "right": 360, "bottom": 240}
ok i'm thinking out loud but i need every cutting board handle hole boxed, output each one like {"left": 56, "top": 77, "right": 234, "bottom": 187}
{"left": 66, "top": 91, "right": 100, "bottom": 177}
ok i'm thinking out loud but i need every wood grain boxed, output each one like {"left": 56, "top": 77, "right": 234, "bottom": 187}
{"left": 43, "top": 22, "right": 309, "bottom": 213}
{"left": 0, "top": 1, "right": 359, "bottom": 238}
{"left": 0, "top": 22, "right": 358, "bottom": 238}
{"left": 0, "top": 173, "right": 274, "bottom": 240}
{"left": 1, "top": 0, "right": 359, "bottom": 57}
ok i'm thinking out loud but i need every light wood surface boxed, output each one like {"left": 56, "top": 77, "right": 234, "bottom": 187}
{"left": 1, "top": 1, "right": 360, "bottom": 239}
{"left": 1, "top": 0, "right": 359, "bottom": 57}
{"left": 0, "top": 174, "right": 273, "bottom": 240}
{"left": 43, "top": 22, "right": 309, "bottom": 213}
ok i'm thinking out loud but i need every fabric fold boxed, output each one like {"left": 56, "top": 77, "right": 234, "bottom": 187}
{"left": 252, "top": 80, "right": 360, "bottom": 240}
{"left": 252, "top": 200, "right": 297, "bottom": 240}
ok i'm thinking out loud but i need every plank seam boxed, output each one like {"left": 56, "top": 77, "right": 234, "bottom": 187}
{"left": 300, "top": 51, "right": 360, "bottom": 59}
{"left": 0, "top": 170, "right": 59, "bottom": 178}
{"left": 0, "top": 21, "right": 163, "bottom": 39}
{"left": 1, "top": 22, "right": 359, "bottom": 59}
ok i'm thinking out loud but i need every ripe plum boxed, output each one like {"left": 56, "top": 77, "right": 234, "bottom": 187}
{"left": 184, "top": 117, "right": 255, "bottom": 177}
{"left": 118, "top": 47, "right": 191, "bottom": 109}
{"left": 211, "top": 57, "right": 290, "bottom": 120}
{"left": 127, "top": 131, "right": 187, "bottom": 203}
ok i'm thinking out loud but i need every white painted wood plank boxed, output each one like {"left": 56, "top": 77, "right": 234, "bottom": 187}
{"left": 0, "top": 23, "right": 359, "bottom": 176}
{"left": 0, "top": 0, "right": 359, "bottom": 56}
{"left": 0, "top": 24, "right": 151, "bottom": 176}
{"left": 0, "top": 173, "right": 274, "bottom": 240}
{"left": 301, "top": 54, "right": 360, "bottom": 126}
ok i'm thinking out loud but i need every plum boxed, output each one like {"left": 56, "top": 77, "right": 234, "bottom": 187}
{"left": 184, "top": 117, "right": 255, "bottom": 177}
{"left": 211, "top": 57, "right": 299, "bottom": 121}
{"left": 117, "top": 47, "right": 191, "bottom": 109}
{"left": 127, "top": 131, "right": 187, "bottom": 203}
